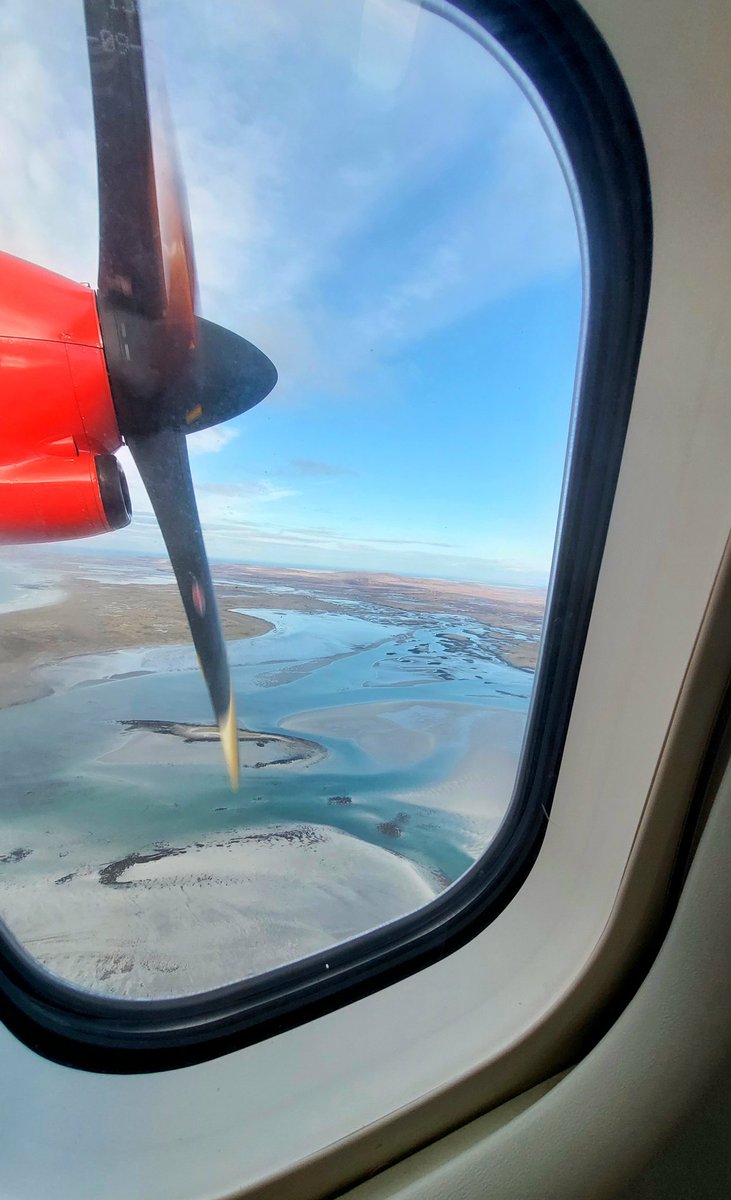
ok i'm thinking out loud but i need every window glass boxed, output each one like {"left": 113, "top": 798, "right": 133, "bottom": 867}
{"left": 0, "top": 0, "right": 580, "bottom": 997}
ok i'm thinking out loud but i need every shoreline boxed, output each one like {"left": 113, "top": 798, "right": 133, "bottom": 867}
{"left": 0, "top": 570, "right": 273, "bottom": 711}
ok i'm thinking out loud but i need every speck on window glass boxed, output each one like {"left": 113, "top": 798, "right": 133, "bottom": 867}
{"left": 0, "top": 0, "right": 580, "bottom": 997}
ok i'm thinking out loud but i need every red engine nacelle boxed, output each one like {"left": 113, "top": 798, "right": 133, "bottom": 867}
{"left": 0, "top": 251, "right": 130, "bottom": 542}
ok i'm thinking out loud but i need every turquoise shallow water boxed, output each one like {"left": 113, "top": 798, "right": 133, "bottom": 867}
{"left": 0, "top": 600, "right": 533, "bottom": 889}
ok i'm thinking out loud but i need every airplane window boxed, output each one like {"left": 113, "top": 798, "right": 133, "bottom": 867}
{"left": 0, "top": 0, "right": 650, "bottom": 1066}
{"left": 0, "top": 0, "right": 578, "bottom": 999}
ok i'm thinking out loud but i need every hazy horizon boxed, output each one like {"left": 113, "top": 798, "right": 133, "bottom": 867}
{"left": 7, "top": 542, "right": 550, "bottom": 593}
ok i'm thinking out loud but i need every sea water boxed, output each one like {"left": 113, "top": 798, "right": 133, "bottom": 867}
{"left": 0, "top": 602, "right": 533, "bottom": 895}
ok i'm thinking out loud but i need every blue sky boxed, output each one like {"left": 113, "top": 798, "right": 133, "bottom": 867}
{"left": 0, "top": 0, "right": 581, "bottom": 585}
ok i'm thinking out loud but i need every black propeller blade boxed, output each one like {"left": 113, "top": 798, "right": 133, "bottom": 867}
{"left": 85, "top": 0, "right": 198, "bottom": 408}
{"left": 84, "top": 0, "right": 167, "bottom": 322}
{"left": 126, "top": 429, "right": 239, "bottom": 787}
{"left": 84, "top": 0, "right": 278, "bottom": 786}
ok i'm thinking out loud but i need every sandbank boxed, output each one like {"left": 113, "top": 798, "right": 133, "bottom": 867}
{"left": 285, "top": 699, "right": 526, "bottom": 822}
{"left": 100, "top": 721, "right": 326, "bottom": 770}
{"left": 0, "top": 824, "right": 437, "bottom": 998}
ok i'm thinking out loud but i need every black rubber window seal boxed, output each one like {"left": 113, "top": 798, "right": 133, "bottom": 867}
{"left": 0, "top": 0, "right": 652, "bottom": 1072}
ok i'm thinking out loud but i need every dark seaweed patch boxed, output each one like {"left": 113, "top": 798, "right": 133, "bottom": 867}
{"left": 99, "top": 845, "right": 187, "bottom": 887}
{"left": 0, "top": 847, "right": 32, "bottom": 864}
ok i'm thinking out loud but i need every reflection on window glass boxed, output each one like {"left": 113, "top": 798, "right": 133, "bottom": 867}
{"left": 0, "top": 0, "right": 580, "bottom": 997}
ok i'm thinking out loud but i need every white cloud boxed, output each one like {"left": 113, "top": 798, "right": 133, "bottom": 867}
{"left": 0, "top": 0, "right": 577, "bottom": 401}
{"left": 0, "top": 5, "right": 97, "bottom": 281}
{"left": 116, "top": 444, "right": 295, "bottom": 514}
{"left": 153, "top": 0, "right": 578, "bottom": 397}
{"left": 197, "top": 481, "right": 299, "bottom": 505}
{"left": 187, "top": 426, "right": 239, "bottom": 455}
{"left": 112, "top": 450, "right": 297, "bottom": 575}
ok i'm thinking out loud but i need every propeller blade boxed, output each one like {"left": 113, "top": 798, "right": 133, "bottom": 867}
{"left": 84, "top": 1, "right": 278, "bottom": 787}
{"left": 85, "top": 0, "right": 198, "bottom": 390}
{"left": 126, "top": 427, "right": 240, "bottom": 789}
{"left": 84, "top": 0, "right": 165, "bottom": 319}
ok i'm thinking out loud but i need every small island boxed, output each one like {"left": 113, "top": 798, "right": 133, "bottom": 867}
{"left": 106, "top": 719, "right": 327, "bottom": 770}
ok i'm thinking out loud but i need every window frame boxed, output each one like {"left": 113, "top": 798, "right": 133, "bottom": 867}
{"left": 0, "top": 0, "right": 651, "bottom": 1072}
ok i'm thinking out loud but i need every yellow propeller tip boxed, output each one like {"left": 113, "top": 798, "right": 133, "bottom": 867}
{"left": 218, "top": 688, "right": 240, "bottom": 791}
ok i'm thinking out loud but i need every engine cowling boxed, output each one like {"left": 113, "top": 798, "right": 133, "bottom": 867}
{"left": 0, "top": 450, "right": 131, "bottom": 543}
{"left": 0, "top": 251, "right": 126, "bottom": 544}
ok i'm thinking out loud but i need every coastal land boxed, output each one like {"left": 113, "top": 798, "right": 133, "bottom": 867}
{"left": 0, "top": 553, "right": 543, "bottom": 710}
{"left": 216, "top": 561, "right": 544, "bottom": 671}
{"left": 0, "top": 567, "right": 271, "bottom": 710}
